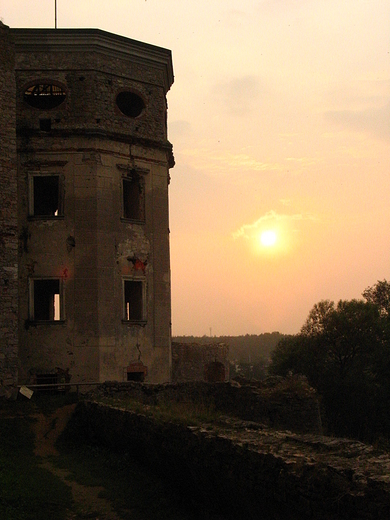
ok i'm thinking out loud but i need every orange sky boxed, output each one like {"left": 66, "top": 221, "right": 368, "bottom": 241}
{"left": 2, "top": 0, "right": 390, "bottom": 336}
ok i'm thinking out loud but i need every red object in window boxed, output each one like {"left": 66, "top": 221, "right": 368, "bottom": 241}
{"left": 134, "top": 259, "right": 146, "bottom": 272}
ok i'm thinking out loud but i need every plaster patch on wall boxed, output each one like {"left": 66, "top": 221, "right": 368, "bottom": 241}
{"left": 116, "top": 235, "right": 150, "bottom": 270}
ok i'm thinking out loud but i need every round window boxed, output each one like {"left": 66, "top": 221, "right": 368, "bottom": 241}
{"left": 24, "top": 84, "right": 66, "bottom": 109}
{"left": 116, "top": 91, "right": 145, "bottom": 118}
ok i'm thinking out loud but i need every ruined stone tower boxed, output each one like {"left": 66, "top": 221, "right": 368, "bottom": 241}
{"left": 0, "top": 24, "right": 174, "bottom": 387}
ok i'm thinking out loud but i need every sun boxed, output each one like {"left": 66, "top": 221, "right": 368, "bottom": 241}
{"left": 260, "top": 230, "right": 277, "bottom": 247}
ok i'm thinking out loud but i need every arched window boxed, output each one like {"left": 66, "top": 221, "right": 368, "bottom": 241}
{"left": 24, "top": 83, "right": 67, "bottom": 109}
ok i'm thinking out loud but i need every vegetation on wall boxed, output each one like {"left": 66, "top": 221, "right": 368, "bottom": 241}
{"left": 269, "top": 280, "right": 390, "bottom": 443}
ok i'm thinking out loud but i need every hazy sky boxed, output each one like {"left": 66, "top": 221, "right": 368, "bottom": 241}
{"left": 2, "top": 0, "right": 390, "bottom": 336}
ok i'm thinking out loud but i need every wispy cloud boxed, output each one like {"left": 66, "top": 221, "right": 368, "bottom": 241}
{"left": 169, "top": 120, "right": 192, "bottom": 136}
{"left": 232, "top": 210, "right": 319, "bottom": 239}
{"left": 178, "top": 148, "right": 284, "bottom": 175}
{"left": 211, "top": 75, "right": 266, "bottom": 117}
{"left": 324, "top": 102, "right": 390, "bottom": 142}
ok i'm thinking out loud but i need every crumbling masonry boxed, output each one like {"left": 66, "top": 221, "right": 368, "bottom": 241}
{"left": 0, "top": 22, "right": 174, "bottom": 388}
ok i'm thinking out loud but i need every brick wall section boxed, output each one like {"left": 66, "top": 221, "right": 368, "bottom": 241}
{"left": 0, "top": 22, "right": 18, "bottom": 389}
{"left": 12, "top": 29, "right": 173, "bottom": 153}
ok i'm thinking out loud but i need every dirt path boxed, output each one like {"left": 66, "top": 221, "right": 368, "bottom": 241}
{"left": 33, "top": 405, "right": 124, "bottom": 520}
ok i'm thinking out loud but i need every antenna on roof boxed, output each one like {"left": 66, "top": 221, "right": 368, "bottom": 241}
{"left": 55, "top": 0, "right": 57, "bottom": 29}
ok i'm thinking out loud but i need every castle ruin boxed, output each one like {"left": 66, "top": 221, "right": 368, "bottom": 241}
{"left": 0, "top": 22, "right": 174, "bottom": 389}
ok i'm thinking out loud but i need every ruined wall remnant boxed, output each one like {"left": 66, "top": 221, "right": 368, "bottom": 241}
{"left": 0, "top": 22, "right": 18, "bottom": 392}
{"left": 0, "top": 26, "right": 174, "bottom": 387}
{"left": 172, "top": 342, "right": 229, "bottom": 383}
{"left": 75, "top": 398, "right": 390, "bottom": 520}
{"left": 90, "top": 377, "right": 321, "bottom": 434}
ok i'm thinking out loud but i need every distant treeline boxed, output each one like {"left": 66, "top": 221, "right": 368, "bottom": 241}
{"left": 173, "top": 332, "right": 288, "bottom": 363}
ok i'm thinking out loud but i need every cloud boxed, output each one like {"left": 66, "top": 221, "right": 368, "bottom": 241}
{"left": 324, "top": 102, "right": 390, "bottom": 142}
{"left": 169, "top": 119, "right": 192, "bottom": 137}
{"left": 178, "top": 147, "right": 283, "bottom": 176}
{"left": 232, "top": 210, "right": 319, "bottom": 240}
{"left": 212, "top": 75, "right": 265, "bottom": 117}
{"left": 258, "top": 0, "right": 310, "bottom": 16}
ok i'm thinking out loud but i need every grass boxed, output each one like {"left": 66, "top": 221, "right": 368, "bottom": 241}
{"left": 92, "top": 395, "right": 221, "bottom": 426}
{"left": 0, "top": 409, "right": 73, "bottom": 520}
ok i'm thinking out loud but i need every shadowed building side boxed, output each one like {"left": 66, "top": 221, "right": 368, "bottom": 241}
{"left": 0, "top": 22, "right": 18, "bottom": 394}
{"left": 0, "top": 26, "right": 174, "bottom": 388}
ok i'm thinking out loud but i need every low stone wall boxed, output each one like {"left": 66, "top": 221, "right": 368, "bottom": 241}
{"left": 89, "top": 377, "right": 322, "bottom": 434}
{"left": 74, "top": 400, "right": 390, "bottom": 520}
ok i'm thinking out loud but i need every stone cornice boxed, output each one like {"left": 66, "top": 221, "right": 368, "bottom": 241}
{"left": 10, "top": 28, "right": 174, "bottom": 93}
{"left": 16, "top": 128, "right": 175, "bottom": 168}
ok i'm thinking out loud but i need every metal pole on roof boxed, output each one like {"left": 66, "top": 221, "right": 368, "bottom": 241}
{"left": 55, "top": 0, "right": 57, "bottom": 29}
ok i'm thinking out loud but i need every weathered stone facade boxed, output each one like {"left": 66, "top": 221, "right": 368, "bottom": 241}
{"left": 172, "top": 342, "right": 230, "bottom": 382}
{"left": 0, "top": 26, "right": 174, "bottom": 386}
{"left": 0, "top": 22, "right": 18, "bottom": 390}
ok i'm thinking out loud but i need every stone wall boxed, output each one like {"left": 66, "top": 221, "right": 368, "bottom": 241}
{"left": 12, "top": 28, "right": 173, "bottom": 151}
{"left": 89, "top": 377, "right": 322, "bottom": 434}
{"left": 172, "top": 342, "right": 230, "bottom": 383}
{"left": 0, "top": 22, "right": 18, "bottom": 391}
{"left": 73, "top": 399, "right": 390, "bottom": 520}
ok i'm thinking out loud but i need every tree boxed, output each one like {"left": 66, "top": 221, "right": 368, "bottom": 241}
{"left": 362, "top": 279, "right": 390, "bottom": 317}
{"left": 299, "top": 299, "right": 381, "bottom": 380}
{"left": 321, "top": 299, "right": 381, "bottom": 380}
{"left": 300, "top": 299, "right": 335, "bottom": 337}
{"left": 270, "top": 295, "right": 385, "bottom": 440}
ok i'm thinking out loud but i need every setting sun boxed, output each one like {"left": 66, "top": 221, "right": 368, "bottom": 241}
{"left": 260, "top": 230, "right": 277, "bottom": 247}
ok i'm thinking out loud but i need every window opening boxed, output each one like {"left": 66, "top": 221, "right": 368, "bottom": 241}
{"left": 39, "top": 118, "right": 52, "bottom": 131}
{"left": 126, "top": 362, "right": 148, "bottom": 382}
{"left": 32, "top": 279, "right": 61, "bottom": 321}
{"left": 31, "top": 175, "right": 60, "bottom": 217}
{"left": 35, "top": 372, "right": 68, "bottom": 393}
{"left": 123, "top": 175, "right": 145, "bottom": 221}
{"left": 127, "top": 371, "right": 144, "bottom": 382}
{"left": 205, "top": 361, "right": 226, "bottom": 383}
{"left": 54, "top": 293, "right": 60, "bottom": 320}
{"left": 124, "top": 280, "right": 143, "bottom": 321}
{"left": 24, "top": 84, "right": 66, "bottom": 109}
{"left": 116, "top": 91, "right": 145, "bottom": 118}
{"left": 36, "top": 373, "right": 59, "bottom": 393}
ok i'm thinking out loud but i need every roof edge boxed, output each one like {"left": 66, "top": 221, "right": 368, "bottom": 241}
{"left": 10, "top": 28, "right": 174, "bottom": 92}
